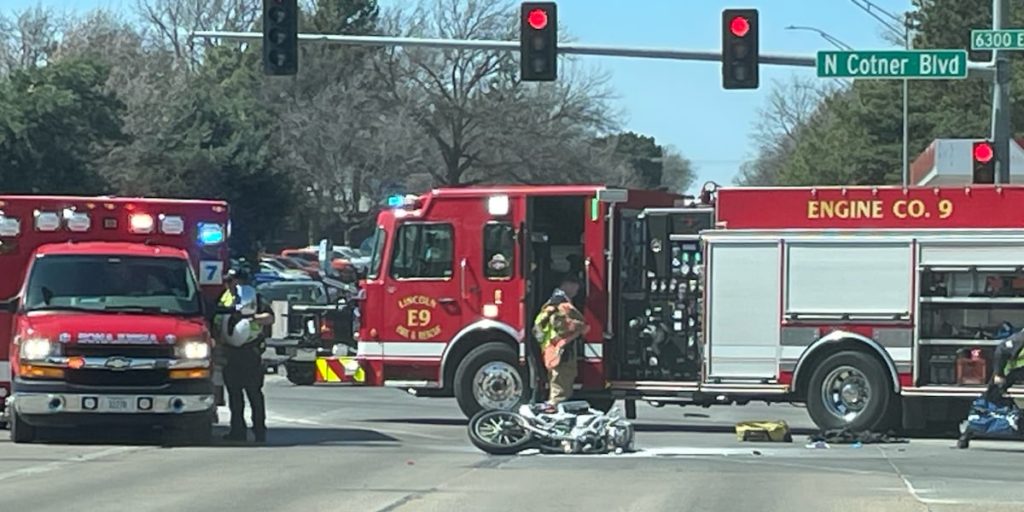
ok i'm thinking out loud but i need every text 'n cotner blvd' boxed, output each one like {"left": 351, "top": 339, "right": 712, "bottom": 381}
{"left": 816, "top": 50, "right": 968, "bottom": 79}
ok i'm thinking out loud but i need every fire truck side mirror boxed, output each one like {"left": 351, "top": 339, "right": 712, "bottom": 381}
{"left": 0, "top": 297, "right": 17, "bottom": 313}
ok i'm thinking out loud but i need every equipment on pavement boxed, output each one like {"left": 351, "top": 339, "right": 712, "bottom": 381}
{"left": 467, "top": 401, "right": 635, "bottom": 455}
{"left": 735, "top": 420, "right": 792, "bottom": 442}
{"left": 957, "top": 397, "right": 1021, "bottom": 448}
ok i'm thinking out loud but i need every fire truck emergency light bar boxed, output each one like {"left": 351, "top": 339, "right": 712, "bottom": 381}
{"left": 387, "top": 193, "right": 511, "bottom": 216}
{"left": 0, "top": 210, "right": 226, "bottom": 246}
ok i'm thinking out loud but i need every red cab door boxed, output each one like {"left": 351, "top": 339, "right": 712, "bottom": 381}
{"left": 379, "top": 219, "right": 464, "bottom": 386}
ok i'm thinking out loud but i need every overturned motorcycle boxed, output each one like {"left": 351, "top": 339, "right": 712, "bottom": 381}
{"left": 467, "top": 401, "right": 636, "bottom": 455}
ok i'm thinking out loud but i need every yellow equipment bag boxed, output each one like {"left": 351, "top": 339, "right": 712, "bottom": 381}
{"left": 735, "top": 420, "right": 793, "bottom": 442}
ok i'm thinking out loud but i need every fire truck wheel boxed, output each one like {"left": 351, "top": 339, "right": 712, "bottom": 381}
{"left": 807, "top": 351, "right": 893, "bottom": 432}
{"left": 454, "top": 342, "right": 528, "bottom": 418}
{"left": 10, "top": 410, "right": 36, "bottom": 444}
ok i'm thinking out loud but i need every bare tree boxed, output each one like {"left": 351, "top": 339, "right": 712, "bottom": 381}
{"left": 273, "top": 60, "right": 430, "bottom": 242}
{"left": 737, "top": 76, "right": 841, "bottom": 185}
{"left": 0, "top": 7, "right": 69, "bottom": 74}
{"left": 133, "top": 0, "right": 260, "bottom": 69}
{"left": 373, "top": 0, "right": 620, "bottom": 186}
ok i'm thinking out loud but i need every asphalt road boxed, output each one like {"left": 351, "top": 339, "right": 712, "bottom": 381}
{"left": 2, "top": 375, "right": 1023, "bottom": 512}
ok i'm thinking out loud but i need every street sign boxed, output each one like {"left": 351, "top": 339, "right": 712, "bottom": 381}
{"left": 816, "top": 50, "right": 968, "bottom": 79}
{"left": 971, "top": 29, "right": 1024, "bottom": 50}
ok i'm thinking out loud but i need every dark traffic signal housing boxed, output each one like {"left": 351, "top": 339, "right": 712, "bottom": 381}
{"left": 520, "top": 2, "right": 558, "bottom": 82}
{"left": 722, "top": 8, "right": 759, "bottom": 89}
{"left": 263, "top": 0, "right": 298, "bottom": 76}
{"left": 973, "top": 140, "right": 995, "bottom": 184}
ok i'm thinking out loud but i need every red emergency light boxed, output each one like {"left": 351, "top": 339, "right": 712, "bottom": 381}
{"left": 973, "top": 141, "right": 994, "bottom": 163}
{"left": 527, "top": 8, "right": 549, "bottom": 30}
{"left": 729, "top": 16, "right": 750, "bottom": 38}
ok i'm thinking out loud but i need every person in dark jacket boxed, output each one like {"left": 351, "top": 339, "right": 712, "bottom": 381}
{"left": 218, "top": 268, "right": 274, "bottom": 443}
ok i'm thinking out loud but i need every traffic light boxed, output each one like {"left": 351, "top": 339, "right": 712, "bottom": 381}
{"left": 520, "top": 2, "right": 557, "bottom": 82}
{"left": 263, "top": 0, "right": 298, "bottom": 76}
{"left": 722, "top": 8, "right": 759, "bottom": 89}
{"left": 973, "top": 140, "right": 995, "bottom": 184}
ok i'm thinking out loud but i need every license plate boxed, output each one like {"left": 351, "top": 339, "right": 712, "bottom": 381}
{"left": 106, "top": 397, "right": 131, "bottom": 411}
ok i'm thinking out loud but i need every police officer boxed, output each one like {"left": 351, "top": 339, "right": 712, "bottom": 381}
{"left": 219, "top": 268, "right": 274, "bottom": 443}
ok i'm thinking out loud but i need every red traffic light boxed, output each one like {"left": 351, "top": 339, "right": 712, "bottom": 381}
{"left": 527, "top": 8, "right": 549, "bottom": 30}
{"left": 729, "top": 16, "right": 750, "bottom": 37}
{"left": 974, "top": 141, "right": 994, "bottom": 163}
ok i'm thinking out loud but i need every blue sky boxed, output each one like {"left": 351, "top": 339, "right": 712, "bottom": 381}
{"left": 6, "top": 0, "right": 912, "bottom": 190}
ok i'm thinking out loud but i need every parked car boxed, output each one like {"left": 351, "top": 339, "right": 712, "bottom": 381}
{"left": 335, "top": 246, "right": 370, "bottom": 275}
{"left": 273, "top": 255, "right": 319, "bottom": 278}
{"left": 284, "top": 248, "right": 353, "bottom": 274}
{"left": 254, "top": 260, "right": 312, "bottom": 286}
{"left": 261, "top": 257, "right": 312, "bottom": 279}
{"left": 257, "top": 280, "right": 355, "bottom": 385}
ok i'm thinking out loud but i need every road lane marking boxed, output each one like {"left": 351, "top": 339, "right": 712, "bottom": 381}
{"left": 0, "top": 446, "right": 144, "bottom": 483}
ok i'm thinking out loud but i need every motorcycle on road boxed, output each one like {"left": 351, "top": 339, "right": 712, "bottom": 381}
{"left": 467, "top": 401, "right": 635, "bottom": 455}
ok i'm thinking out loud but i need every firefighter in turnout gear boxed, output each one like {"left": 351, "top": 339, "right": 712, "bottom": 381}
{"left": 533, "top": 274, "right": 589, "bottom": 410}
{"left": 216, "top": 268, "right": 274, "bottom": 443}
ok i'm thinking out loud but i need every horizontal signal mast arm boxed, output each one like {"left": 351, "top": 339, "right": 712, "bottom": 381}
{"left": 193, "top": 31, "right": 815, "bottom": 67}
{"left": 192, "top": 31, "right": 996, "bottom": 76}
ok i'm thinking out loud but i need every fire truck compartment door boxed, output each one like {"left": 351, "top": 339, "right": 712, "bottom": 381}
{"left": 707, "top": 241, "right": 781, "bottom": 379}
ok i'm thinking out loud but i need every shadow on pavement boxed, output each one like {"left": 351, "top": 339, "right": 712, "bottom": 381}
{"left": 209, "top": 426, "right": 400, "bottom": 448}
{"left": 20, "top": 424, "right": 400, "bottom": 448}
{"left": 368, "top": 418, "right": 467, "bottom": 427}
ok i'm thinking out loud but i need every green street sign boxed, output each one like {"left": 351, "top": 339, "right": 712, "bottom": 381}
{"left": 816, "top": 50, "right": 968, "bottom": 79}
{"left": 971, "top": 29, "right": 1024, "bottom": 50}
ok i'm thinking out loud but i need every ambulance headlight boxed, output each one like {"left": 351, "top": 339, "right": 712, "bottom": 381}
{"left": 197, "top": 223, "right": 224, "bottom": 245}
{"left": 177, "top": 340, "right": 211, "bottom": 360}
{"left": 20, "top": 338, "right": 58, "bottom": 360}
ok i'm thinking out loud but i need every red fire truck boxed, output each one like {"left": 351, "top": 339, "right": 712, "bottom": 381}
{"left": 0, "top": 196, "right": 230, "bottom": 443}
{"left": 355, "top": 183, "right": 1024, "bottom": 431}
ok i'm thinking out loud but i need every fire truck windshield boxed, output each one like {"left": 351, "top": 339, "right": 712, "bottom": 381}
{"left": 366, "top": 226, "right": 386, "bottom": 279}
{"left": 23, "top": 255, "right": 202, "bottom": 316}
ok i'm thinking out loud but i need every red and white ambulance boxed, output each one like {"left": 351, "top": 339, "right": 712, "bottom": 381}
{"left": 0, "top": 195, "right": 230, "bottom": 443}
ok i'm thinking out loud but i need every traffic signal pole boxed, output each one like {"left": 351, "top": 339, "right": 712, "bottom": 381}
{"left": 992, "top": 0, "right": 1012, "bottom": 184}
{"left": 194, "top": 30, "right": 998, "bottom": 73}
{"left": 195, "top": 31, "right": 819, "bottom": 67}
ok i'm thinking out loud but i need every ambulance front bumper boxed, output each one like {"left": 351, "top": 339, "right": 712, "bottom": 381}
{"left": 13, "top": 392, "right": 214, "bottom": 415}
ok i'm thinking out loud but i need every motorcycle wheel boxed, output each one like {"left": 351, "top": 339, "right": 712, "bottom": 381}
{"left": 467, "top": 409, "right": 535, "bottom": 455}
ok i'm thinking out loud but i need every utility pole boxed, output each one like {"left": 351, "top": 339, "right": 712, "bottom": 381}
{"left": 992, "top": 0, "right": 1012, "bottom": 184}
{"left": 849, "top": 0, "right": 912, "bottom": 187}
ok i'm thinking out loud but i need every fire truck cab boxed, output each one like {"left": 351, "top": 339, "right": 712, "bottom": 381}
{"left": 0, "top": 196, "right": 230, "bottom": 443}
{"left": 357, "top": 186, "right": 681, "bottom": 418}
{"left": 359, "top": 183, "right": 1024, "bottom": 431}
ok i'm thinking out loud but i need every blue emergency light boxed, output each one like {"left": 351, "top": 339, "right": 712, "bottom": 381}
{"left": 197, "top": 223, "right": 225, "bottom": 245}
{"left": 387, "top": 195, "right": 404, "bottom": 207}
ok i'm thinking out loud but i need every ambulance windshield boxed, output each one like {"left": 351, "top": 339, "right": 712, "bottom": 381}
{"left": 24, "top": 255, "right": 202, "bottom": 315}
